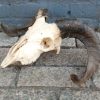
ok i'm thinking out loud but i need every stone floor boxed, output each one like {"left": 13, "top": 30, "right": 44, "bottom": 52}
{"left": 0, "top": 32, "right": 100, "bottom": 100}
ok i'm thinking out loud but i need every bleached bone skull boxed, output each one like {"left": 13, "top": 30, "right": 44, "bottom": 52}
{"left": 1, "top": 16, "right": 62, "bottom": 68}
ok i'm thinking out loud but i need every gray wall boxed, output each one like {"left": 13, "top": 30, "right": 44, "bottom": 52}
{"left": 0, "top": 0, "right": 100, "bottom": 30}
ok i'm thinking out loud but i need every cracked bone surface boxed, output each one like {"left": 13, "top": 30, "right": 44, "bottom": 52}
{"left": 1, "top": 10, "right": 62, "bottom": 68}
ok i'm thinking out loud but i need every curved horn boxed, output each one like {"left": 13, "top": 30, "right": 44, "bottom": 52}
{"left": 0, "top": 8, "right": 48, "bottom": 37}
{"left": 0, "top": 23, "right": 29, "bottom": 37}
{"left": 56, "top": 20, "right": 100, "bottom": 86}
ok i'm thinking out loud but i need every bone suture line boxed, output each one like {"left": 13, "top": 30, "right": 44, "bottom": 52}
{"left": 1, "top": 9, "right": 100, "bottom": 87}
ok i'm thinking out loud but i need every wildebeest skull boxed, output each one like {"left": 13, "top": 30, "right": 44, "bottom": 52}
{"left": 1, "top": 12, "right": 62, "bottom": 68}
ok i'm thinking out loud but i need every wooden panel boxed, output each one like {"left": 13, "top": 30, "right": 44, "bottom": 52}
{"left": 0, "top": 2, "right": 70, "bottom": 18}
{"left": 0, "top": 0, "right": 99, "bottom": 28}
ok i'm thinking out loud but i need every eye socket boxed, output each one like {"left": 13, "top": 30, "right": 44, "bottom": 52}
{"left": 41, "top": 37, "right": 52, "bottom": 48}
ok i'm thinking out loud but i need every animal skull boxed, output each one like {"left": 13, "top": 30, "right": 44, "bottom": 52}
{"left": 1, "top": 16, "right": 62, "bottom": 68}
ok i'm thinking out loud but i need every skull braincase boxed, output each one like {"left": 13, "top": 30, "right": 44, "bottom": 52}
{"left": 1, "top": 16, "right": 62, "bottom": 68}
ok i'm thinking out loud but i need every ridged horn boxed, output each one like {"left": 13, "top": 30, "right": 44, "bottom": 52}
{"left": 56, "top": 20, "right": 100, "bottom": 86}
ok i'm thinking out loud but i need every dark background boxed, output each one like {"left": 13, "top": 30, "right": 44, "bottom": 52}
{"left": 0, "top": 0, "right": 99, "bottom": 30}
